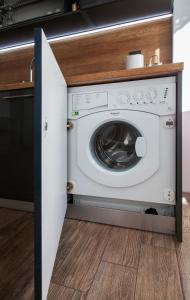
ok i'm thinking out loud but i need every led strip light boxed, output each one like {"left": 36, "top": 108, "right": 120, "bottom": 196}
{"left": 0, "top": 13, "right": 172, "bottom": 53}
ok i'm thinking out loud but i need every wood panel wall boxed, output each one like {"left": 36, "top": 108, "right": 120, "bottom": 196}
{"left": 0, "top": 17, "right": 172, "bottom": 84}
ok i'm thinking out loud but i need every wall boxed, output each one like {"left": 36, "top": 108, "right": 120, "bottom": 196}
{"left": 182, "top": 112, "right": 190, "bottom": 192}
{"left": 0, "top": 17, "right": 172, "bottom": 84}
{"left": 173, "top": 0, "right": 190, "bottom": 192}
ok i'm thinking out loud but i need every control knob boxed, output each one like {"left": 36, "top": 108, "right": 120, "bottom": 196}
{"left": 146, "top": 88, "right": 157, "bottom": 103}
{"left": 133, "top": 90, "right": 144, "bottom": 104}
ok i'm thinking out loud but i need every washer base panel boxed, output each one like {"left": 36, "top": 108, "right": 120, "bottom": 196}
{"left": 66, "top": 203, "right": 175, "bottom": 235}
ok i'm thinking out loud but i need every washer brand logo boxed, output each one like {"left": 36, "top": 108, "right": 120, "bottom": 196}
{"left": 110, "top": 112, "right": 120, "bottom": 116}
{"left": 72, "top": 111, "right": 79, "bottom": 116}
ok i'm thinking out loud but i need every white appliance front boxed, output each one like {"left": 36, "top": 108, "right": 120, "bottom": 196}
{"left": 68, "top": 77, "right": 176, "bottom": 205}
{"left": 76, "top": 110, "right": 159, "bottom": 188}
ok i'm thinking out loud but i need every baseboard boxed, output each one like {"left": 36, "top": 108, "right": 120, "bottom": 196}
{"left": 66, "top": 204, "right": 175, "bottom": 235}
{"left": 0, "top": 198, "right": 34, "bottom": 212}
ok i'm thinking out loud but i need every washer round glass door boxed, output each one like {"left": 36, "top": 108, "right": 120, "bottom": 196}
{"left": 91, "top": 121, "right": 141, "bottom": 171}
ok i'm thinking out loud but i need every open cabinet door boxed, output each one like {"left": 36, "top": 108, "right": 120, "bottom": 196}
{"left": 34, "top": 28, "right": 67, "bottom": 300}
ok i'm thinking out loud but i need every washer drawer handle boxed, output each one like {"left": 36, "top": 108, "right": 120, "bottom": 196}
{"left": 135, "top": 137, "right": 146, "bottom": 157}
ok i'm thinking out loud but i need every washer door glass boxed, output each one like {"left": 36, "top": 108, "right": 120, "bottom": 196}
{"left": 92, "top": 121, "right": 141, "bottom": 171}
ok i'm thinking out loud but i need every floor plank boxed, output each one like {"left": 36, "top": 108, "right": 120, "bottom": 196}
{"left": 102, "top": 227, "right": 142, "bottom": 268}
{"left": 58, "top": 219, "right": 83, "bottom": 250}
{"left": 135, "top": 245, "right": 183, "bottom": 300}
{"left": 0, "top": 207, "right": 27, "bottom": 229}
{"left": 1, "top": 200, "right": 189, "bottom": 300}
{"left": 52, "top": 221, "right": 110, "bottom": 292}
{"left": 0, "top": 210, "right": 34, "bottom": 300}
{"left": 176, "top": 233, "right": 190, "bottom": 300}
{"left": 176, "top": 195, "right": 190, "bottom": 300}
{"left": 142, "top": 231, "right": 176, "bottom": 249}
{"left": 86, "top": 261, "right": 137, "bottom": 300}
{"left": 48, "top": 283, "right": 85, "bottom": 300}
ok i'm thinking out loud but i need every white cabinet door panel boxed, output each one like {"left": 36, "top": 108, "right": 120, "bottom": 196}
{"left": 34, "top": 28, "right": 67, "bottom": 300}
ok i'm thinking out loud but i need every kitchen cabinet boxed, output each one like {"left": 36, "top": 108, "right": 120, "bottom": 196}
{"left": 0, "top": 29, "right": 183, "bottom": 300}
{"left": 0, "top": 0, "right": 173, "bottom": 49}
{"left": 0, "top": 88, "right": 34, "bottom": 202}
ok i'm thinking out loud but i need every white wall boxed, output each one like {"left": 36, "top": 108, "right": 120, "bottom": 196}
{"left": 173, "top": 0, "right": 190, "bottom": 192}
{"left": 182, "top": 112, "right": 190, "bottom": 192}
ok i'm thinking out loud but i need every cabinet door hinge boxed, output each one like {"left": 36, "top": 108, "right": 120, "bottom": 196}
{"left": 67, "top": 182, "right": 73, "bottom": 192}
{"left": 67, "top": 121, "right": 73, "bottom": 130}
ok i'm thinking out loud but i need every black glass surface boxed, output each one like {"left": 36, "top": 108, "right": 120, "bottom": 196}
{"left": 0, "top": 0, "right": 173, "bottom": 49}
{"left": 92, "top": 121, "right": 141, "bottom": 171}
{"left": 0, "top": 89, "right": 34, "bottom": 201}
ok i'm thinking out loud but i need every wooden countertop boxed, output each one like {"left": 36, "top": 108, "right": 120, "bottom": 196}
{"left": 67, "top": 63, "right": 184, "bottom": 87}
{"left": 0, "top": 63, "right": 183, "bottom": 91}
{"left": 0, "top": 81, "right": 34, "bottom": 91}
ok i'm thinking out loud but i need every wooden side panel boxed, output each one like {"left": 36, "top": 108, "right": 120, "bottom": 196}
{"left": 0, "top": 18, "right": 172, "bottom": 84}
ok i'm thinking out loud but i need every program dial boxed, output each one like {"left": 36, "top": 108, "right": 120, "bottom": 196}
{"left": 133, "top": 90, "right": 144, "bottom": 104}
{"left": 146, "top": 88, "right": 157, "bottom": 103}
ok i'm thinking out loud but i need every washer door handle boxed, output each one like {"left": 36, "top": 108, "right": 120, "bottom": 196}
{"left": 135, "top": 137, "right": 146, "bottom": 157}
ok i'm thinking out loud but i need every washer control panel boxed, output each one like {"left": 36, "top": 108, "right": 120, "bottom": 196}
{"left": 113, "top": 87, "right": 170, "bottom": 106}
{"left": 72, "top": 92, "right": 108, "bottom": 111}
{"left": 68, "top": 77, "right": 176, "bottom": 119}
{"left": 109, "top": 83, "right": 176, "bottom": 115}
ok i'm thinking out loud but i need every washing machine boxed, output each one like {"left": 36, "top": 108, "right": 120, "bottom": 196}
{"left": 68, "top": 77, "right": 176, "bottom": 215}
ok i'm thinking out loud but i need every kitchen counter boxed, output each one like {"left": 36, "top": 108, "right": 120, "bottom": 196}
{"left": 0, "top": 81, "right": 34, "bottom": 91}
{"left": 67, "top": 63, "right": 184, "bottom": 86}
{"left": 0, "top": 63, "right": 183, "bottom": 91}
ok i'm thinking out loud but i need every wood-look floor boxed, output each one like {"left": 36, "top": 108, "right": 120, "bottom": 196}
{"left": 0, "top": 208, "right": 34, "bottom": 300}
{"left": 1, "top": 194, "right": 190, "bottom": 299}
{"left": 49, "top": 220, "right": 183, "bottom": 300}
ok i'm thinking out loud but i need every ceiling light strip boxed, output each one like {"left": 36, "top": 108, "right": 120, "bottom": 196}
{"left": 0, "top": 13, "right": 172, "bottom": 54}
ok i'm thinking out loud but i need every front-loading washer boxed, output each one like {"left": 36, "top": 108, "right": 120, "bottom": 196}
{"left": 68, "top": 77, "right": 176, "bottom": 213}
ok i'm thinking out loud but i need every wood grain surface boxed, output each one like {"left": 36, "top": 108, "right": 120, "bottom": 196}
{"left": 135, "top": 245, "right": 183, "bottom": 300}
{"left": 2, "top": 194, "right": 190, "bottom": 300}
{"left": 48, "top": 283, "right": 85, "bottom": 300}
{"left": 102, "top": 227, "right": 142, "bottom": 269}
{"left": 176, "top": 194, "right": 190, "bottom": 300}
{"left": 0, "top": 18, "right": 172, "bottom": 84}
{"left": 0, "top": 82, "right": 33, "bottom": 92}
{"left": 67, "top": 62, "right": 184, "bottom": 87}
{"left": 0, "top": 62, "right": 183, "bottom": 92}
{"left": 52, "top": 221, "right": 111, "bottom": 292}
{"left": 86, "top": 261, "right": 137, "bottom": 300}
{"left": 0, "top": 208, "right": 34, "bottom": 300}
{"left": 142, "top": 231, "right": 176, "bottom": 249}
{"left": 53, "top": 17, "right": 172, "bottom": 77}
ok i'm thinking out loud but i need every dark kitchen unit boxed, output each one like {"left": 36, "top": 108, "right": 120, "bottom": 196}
{"left": 0, "top": 88, "right": 34, "bottom": 202}
{"left": 0, "top": 86, "right": 34, "bottom": 300}
{"left": 0, "top": 0, "right": 173, "bottom": 48}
